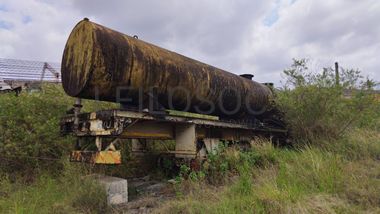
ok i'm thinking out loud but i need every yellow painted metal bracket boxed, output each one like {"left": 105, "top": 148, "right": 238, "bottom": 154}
{"left": 70, "top": 151, "right": 121, "bottom": 164}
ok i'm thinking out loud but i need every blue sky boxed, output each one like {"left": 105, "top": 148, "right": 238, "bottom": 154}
{"left": 0, "top": 0, "right": 379, "bottom": 85}
{"left": 263, "top": 0, "right": 280, "bottom": 26}
{"left": 0, "top": 20, "right": 12, "bottom": 29}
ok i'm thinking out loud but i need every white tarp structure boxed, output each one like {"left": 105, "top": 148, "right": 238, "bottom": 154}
{"left": 0, "top": 58, "right": 61, "bottom": 83}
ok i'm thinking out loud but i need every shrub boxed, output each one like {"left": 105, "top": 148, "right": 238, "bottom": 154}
{"left": 0, "top": 84, "right": 74, "bottom": 178}
{"left": 177, "top": 139, "right": 279, "bottom": 185}
{"left": 0, "top": 84, "right": 117, "bottom": 178}
{"left": 277, "top": 58, "right": 379, "bottom": 144}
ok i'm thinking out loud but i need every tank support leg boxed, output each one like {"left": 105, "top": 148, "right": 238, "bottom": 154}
{"left": 95, "top": 136, "right": 102, "bottom": 151}
{"left": 175, "top": 124, "right": 197, "bottom": 159}
{"left": 131, "top": 139, "right": 148, "bottom": 156}
{"left": 73, "top": 98, "right": 82, "bottom": 130}
{"left": 203, "top": 138, "right": 221, "bottom": 155}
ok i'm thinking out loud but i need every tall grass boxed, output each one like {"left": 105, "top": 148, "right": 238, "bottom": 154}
{"left": 157, "top": 132, "right": 380, "bottom": 213}
{"left": 0, "top": 162, "right": 108, "bottom": 213}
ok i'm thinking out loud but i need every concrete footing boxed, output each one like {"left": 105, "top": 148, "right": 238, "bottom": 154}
{"left": 97, "top": 175, "right": 128, "bottom": 205}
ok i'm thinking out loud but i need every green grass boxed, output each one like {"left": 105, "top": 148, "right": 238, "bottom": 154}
{"left": 157, "top": 131, "right": 380, "bottom": 213}
{"left": 0, "top": 162, "right": 107, "bottom": 214}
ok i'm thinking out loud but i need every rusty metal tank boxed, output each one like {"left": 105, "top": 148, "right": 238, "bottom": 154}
{"left": 61, "top": 18, "right": 274, "bottom": 119}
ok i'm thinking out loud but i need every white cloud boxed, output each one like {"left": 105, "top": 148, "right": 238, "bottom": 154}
{"left": 0, "top": 0, "right": 81, "bottom": 62}
{"left": 0, "top": 0, "right": 379, "bottom": 85}
{"left": 71, "top": 0, "right": 273, "bottom": 74}
{"left": 243, "top": 0, "right": 380, "bottom": 83}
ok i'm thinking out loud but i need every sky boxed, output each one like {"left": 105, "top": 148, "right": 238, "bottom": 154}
{"left": 0, "top": 0, "right": 379, "bottom": 85}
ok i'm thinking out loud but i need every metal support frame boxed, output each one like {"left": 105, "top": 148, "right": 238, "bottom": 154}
{"left": 61, "top": 108, "right": 287, "bottom": 164}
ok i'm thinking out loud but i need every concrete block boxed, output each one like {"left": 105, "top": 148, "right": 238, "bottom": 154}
{"left": 97, "top": 175, "right": 128, "bottom": 205}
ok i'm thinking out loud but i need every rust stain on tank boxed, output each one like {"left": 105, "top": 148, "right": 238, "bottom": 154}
{"left": 61, "top": 19, "right": 274, "bottom": 119}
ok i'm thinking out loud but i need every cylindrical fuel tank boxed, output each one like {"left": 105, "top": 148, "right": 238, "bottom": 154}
{"left": 61, "top": 19, "right": 273, "bottom": 119}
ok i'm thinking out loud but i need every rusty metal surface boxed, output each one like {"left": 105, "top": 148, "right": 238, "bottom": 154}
{"left": 61, "top": 19, "right": 274, "bottom": 119}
